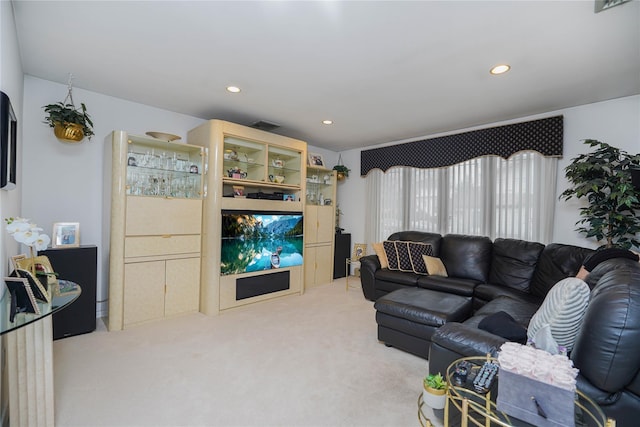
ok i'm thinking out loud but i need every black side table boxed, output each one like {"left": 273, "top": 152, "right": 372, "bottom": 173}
{"left": 39, "top": 245, "right": 97, "bottom": 339}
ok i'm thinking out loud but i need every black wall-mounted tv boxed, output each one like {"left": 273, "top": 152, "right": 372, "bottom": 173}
{"left": 0, "top": 91, "right": 17, "bottom": 190}
{"left": 221, "top": 210, "right": 304, "bottom": 276}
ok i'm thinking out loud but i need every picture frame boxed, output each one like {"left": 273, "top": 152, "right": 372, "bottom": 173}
{"left": 52, "top": 222, "right": 80, "bottom": 248}
{"left": 15, "top": 255, "right": 58, "bottom": 287}
{"left": 15, "top": 268, "right": 50, "bottom": 303}
{"left": 308, "top": 153, "right": 325, "bottom": 167}
{"left": 0, "top": 91, "right": 17, "bottom": 191}
{"left": 353, "top": 243, "right": 367, "bottom": 261}
{"left": 4, "top": 276, "right": 40, "bottom": 321}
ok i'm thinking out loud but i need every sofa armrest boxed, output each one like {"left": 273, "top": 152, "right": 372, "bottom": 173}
{"left": 428, "top": 322, "right": 507, "bottom": 376}
{"left": 360, "top": 254, "right": 380, "bottom": 301}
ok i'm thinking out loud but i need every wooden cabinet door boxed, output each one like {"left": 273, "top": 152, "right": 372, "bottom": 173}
{"left": 123, "top": 261, "right": 165, "bottom": 327}
{"left": 304, "top": 246, "right": 317, "bottom": 288}
{"left": 165, "top": 257, "right": 201, "bottom": 317}
{"left": 315, "top": 206, "right": 334, "bottom": 244}
{"left": 304, "top": 206, "right": 318, "bottom": 244}
{"left": 314, "top": 244, "right": 333, "bottom": 285}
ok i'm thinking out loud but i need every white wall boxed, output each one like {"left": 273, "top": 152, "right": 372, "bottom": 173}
{"left": 22, "top": 76, "right": 204, "bottom": 316}
{"left": 0, "top": 0, "right": 23, "bottom": 285}
{"left": 337, "top": 95, "right": 640, "bottom": 250}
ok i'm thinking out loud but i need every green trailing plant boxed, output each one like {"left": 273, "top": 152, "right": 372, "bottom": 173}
{"left": 560, "top": 139, "right": 640, "bottom": 250}
{"left": 43, "top": 101, "right": 94, "bottom": 140}
{"left": 424, "top": 373, "right": 447, "bottom": 391}
{"left": 333, "top": 164, "right": 351, "bottom": 178}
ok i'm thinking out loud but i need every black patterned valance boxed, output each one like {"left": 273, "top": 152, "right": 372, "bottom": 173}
{"left": 360, "top": 116, "right": 563, "bottom": 176}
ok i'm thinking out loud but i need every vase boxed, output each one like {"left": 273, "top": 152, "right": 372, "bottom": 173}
{"left": 54, "top": 122, "right": 84, "bottom": 143}
{"left": 336, "top": 172, "right": 346, "bottom": 181}
{"left": 422, "top": 385, "right": 447, "bottom": 410}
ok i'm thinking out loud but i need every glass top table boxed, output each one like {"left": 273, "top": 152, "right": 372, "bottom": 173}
{"left": 419, "top": 355, "right": 615, "bottom": 427}
{"left": 0, "top": 279, "right": 81, "bottom": 336}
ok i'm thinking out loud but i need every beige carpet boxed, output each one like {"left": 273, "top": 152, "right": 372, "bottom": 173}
{"left": 53, "top": 278, "right": 443, "bottom": 427}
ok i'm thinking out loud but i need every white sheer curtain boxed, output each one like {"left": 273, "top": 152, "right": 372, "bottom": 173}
{"left": 364, "top": 152, "right": 557, "bottom": 244}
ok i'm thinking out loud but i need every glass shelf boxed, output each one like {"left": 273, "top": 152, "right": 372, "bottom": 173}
{"left": 126, "top": 135, "right": 205, "bottom": 199}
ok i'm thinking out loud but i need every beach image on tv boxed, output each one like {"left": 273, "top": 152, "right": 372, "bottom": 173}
{"left": 221, "top": 211, "right": 304, "bottom": 276}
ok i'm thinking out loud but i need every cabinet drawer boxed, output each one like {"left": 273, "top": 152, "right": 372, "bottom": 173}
{"left": 125, "top": 235, "right": 201, "bottom": 258}
{"left": 126, "top": 197, "right": 202, "bottom": 236}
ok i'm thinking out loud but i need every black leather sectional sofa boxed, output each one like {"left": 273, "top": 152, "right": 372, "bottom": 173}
{"left": 359, "top": 231, "right": 640, "bottom": 426}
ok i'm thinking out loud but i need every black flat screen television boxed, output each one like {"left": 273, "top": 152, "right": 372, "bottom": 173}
{"left": 221, "top": 210, "right": 304, "bottom": 276}
{"left": 0, "top": 91, "right": 17, "bottom": 190}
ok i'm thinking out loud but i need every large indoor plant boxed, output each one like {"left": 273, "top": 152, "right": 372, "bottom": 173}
{"left": 560, "top": 139, "right": 640, "bottom": 249}
{"left": 43, "top": 101, "right": 94, "bottom": 142}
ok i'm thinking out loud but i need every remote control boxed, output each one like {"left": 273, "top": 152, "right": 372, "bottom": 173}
{"left": 472, "top": 361, "right": 499, "bottom": 394}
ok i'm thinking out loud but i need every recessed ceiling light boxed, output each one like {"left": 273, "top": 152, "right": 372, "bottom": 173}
{"left": 226, "top": 86, "right": 241, "bottom": 93}
{"left": 490, "top": 64, "right": 511, "bottom": 75}
{"left": 322, "top": 120, "right": 333, "bottom": 125}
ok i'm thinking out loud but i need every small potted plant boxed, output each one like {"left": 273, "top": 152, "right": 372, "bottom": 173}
{"left": 333, "top": 164, "right": 351, "bottom": 181}
{"left": 423, "top": 373, "right": 447, "bottom": 409}
{"left": 43, "top": 101, "right": 94, "bottom": 142}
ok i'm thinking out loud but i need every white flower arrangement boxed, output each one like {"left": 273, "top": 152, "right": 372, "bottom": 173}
{"left": 5, "top": 217, "right": 51, "bottom": 251}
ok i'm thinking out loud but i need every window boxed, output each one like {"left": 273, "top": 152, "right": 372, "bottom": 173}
{"left": 365, "top": 152, "right": 557, "bottom": 243}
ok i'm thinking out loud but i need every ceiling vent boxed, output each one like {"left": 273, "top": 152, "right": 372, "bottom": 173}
{"left": 250, "top": 120, "right": 280, "bottom": 132}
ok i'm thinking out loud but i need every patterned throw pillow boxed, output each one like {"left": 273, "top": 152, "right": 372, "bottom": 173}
{"left": 372, "top": 242, "right": 389, "bottom": 269}
{"left": 527, "top": 277, "right": 590, "bottom": 352}
{"left": 408, "top": 242, "right": 433, "bottom": 275}
{"left": 394, "top": 241, "right": 414, "bottom": 272}
{"left": 422, "top": 255, "right": 448, "bottom": 277}
{"left": 383, "top": 241, "right": 400, "bottom": 270}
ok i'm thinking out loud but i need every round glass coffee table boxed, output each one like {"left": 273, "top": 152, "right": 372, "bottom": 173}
{"left": 418, "top": 355, "right": 616, "bottom": 427}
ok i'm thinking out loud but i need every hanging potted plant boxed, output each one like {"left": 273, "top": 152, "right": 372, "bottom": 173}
{"left": 560, "top": 139, "right": 640, "bottom": 249}
{"left": 42, "top": 75, "right": 94, "bottom": 143}
{"left": 422, "top": 373, "right": 447, "bottom": 409}
{"left": 333, "top": 154, "right": 351, "bottom": 181}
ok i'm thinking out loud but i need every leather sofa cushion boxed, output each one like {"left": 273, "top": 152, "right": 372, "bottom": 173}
{"left": 374, "top": 288, "right": 472, "bottom": 326}
{"left": 388, "top": 231, "right": 443, "bottom": 255}
{"left": 529, "top": 243, "right": 593, "bottom": 299}
{"left": 571, "top": 264, "right": 640, "bottom": 393}
{"left": 489, "top": 238, "right": 544, "bottom": 292}
{"left": 375, "top": 268, "right": 421, "bottom": 287}
{"left": 474, "top": 283, "right": 543, "bottom": 307}
{"left": 417, "top": 275, "right": 477, "bottom": 297}
{"left": 440, "top": 234, "right": 492, "bottom": 282}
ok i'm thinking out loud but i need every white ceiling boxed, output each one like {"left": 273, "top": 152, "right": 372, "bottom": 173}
{"left": 11, "top": 0, "right": 640, "bottom": 151}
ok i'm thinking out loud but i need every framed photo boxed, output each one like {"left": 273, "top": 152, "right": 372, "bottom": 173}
{"left": 4, "top": 276, "right": 40, "bottom": 320}
{"left": 15, "top": 255, "right": 58, "bottom": 287}
{"left": 353, "top": 243, "right": 367, "bottom": 261}
{"left": 308, "top": 153, "right": 325, "bottom": 167}
{"left": 52, "top": 222, "right": 80, "bottom": 248}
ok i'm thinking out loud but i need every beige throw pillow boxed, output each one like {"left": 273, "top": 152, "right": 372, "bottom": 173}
{"left": 423, "top": 255, "right": 448, "bottom": 277}
{"left": 372, "top": 242, "right": 389, "bottom": 269}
